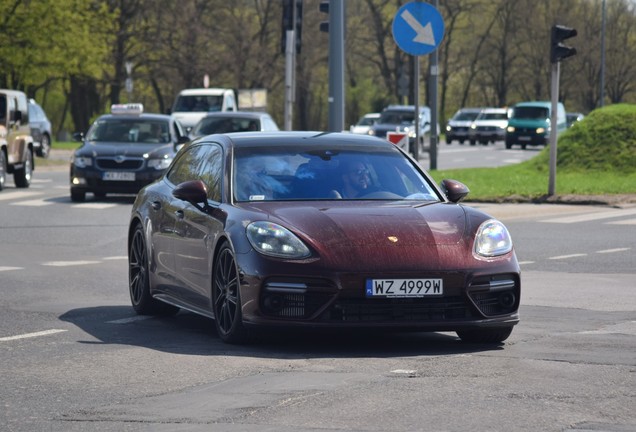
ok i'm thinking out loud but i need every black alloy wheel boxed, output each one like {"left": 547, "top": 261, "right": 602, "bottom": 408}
{"left": 213, "top": 243, "right": 248, "bottom": 343}
{"left": 129, "top": 224, "right": 178, "bottom": 315}
{"left": 14, "top": 150, "right": 32, "bottom": 188}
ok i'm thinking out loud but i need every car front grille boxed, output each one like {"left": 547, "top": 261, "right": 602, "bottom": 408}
{"left": 96, "top": 157, "right": 144, "bottom": 170}
{"left": 325, "top": 296, "right": 469, "bottom": 322}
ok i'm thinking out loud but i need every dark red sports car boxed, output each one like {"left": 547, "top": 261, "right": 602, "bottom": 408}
{"left": 128, "top": 131, "right": 520, "bottom": 344}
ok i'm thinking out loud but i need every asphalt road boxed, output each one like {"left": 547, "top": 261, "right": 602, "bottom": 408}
{"left": 1, "top": 153, "right": 634, "bottom": 432}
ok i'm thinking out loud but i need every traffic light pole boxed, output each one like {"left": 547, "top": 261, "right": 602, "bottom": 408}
{"left": 327, "top": 0, "right": 345, "bottom": 132}
{"left": 548, "top": 62, "right": 559, "bottom": 196}
{"left": 284, "top": 30, "right": 295, "bottom": 131}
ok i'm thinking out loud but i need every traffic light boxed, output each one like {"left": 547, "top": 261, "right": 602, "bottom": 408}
{"left": 281, "top": 0, "right": 302, "bottom": 54}
{"left": 319, "top": 1, "right": 329, "bottom": 33}
{"left": 550, "top": 24, "right": 577, "bottom": 63}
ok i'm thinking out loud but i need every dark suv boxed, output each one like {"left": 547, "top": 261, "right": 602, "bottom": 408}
{"left": 369, "top": 105, "right": 432, "bottom": 154}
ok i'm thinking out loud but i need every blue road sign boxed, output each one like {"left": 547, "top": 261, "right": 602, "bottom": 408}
{"left": 392, "top": 2, "right": 445, "bottom": 56}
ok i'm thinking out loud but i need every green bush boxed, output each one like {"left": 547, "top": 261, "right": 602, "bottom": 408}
{"left": 528, "top": 104, "right": 636, "bottom": 173}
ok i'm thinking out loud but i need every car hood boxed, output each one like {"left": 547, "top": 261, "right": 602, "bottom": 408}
{"left": 78, "top": 142, "right": 174, "bottom": 158}
{"left": 240, "top": 201, "right": 477, "bottom": 270}
{"left": 171, "top": 112, "right": 207, "bottom": 129}
{"left": 474, "top": 120, "right": 507, "bottom": 127}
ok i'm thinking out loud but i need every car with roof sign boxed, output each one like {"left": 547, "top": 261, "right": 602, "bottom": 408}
{"left": 70, "top": 103, "right": 190, "bottom": 202}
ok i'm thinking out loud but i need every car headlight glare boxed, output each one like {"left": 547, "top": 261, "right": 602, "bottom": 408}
{"left": 247, "top": 221, "right": 311, "bottom": 259}
{"left": 147, "top": 157, "right": 173, "bottom": 170}
{"left": 474, "top": 219, "right": 513, "bottom": 257}
{"left": 73, "top": 156, "right": 93, "bottom": 168}
{"left": 506, "top": 126, "right": 515, "bottom": 133}
{"left": 536, "top": 127, "right": 546, "bottom": 134}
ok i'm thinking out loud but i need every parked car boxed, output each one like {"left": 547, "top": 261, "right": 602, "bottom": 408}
{"left": 0, "top": 89, "right": 35, "bottom": 191}
{"left": 189, "top": 111, "right": 279, "bottom": 139}
{"left": 468, "top": 108, "right": 509, "bottom": 145}
{"left": 70, "top": 103, "right": 190, "bottom": 202}
{"left": 369, "top": 105, "right": 432, "bottom": 154}
{"left": 128, "top": 131, "right": 521, "bottom": 344}
{"left": 566, "top": 112, "right": 584, "bottom": 128}
{"left": 349, "top": 112, "right": 380, "bottom": 134}
{"left": 505, "top": 101, "right": 566, "bottom": 149}
{"left": 169, "top": 88, "right": 237, "bottom": 132}
{"left": 445, "top": 108, "right": 483, "bottom": 144}
{"left": 28, "top": 98, "right": 53, "bottom": 158}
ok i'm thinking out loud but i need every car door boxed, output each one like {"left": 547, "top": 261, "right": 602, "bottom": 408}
{"left": 170, "top": 143, "right": 225, "bottom": 310}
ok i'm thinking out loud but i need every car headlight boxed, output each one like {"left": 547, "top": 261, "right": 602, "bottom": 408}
{"left": 368, "top": 129, "right": 375, "bottom": 136}
{"left": 246, "top": 221, "right": 311, "bottom": 259}
{"left": 147, "top": 157, "right": 173, "bottom": 170}
{"left": 536, "top": 127, "right": 546, "bottom": 134}
{"left": 445, "top": 125, "right": 451, "bottom": 132}
{"left": 506, "top": 126, "right": 515, "bottom": 133}
{"left": 474, "top": 219, "right": 513, "bottom": 257}
{"left": 73, "top": 156, "right": 93, "bottom": 168}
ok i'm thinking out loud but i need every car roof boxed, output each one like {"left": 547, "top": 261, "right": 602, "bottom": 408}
{"left": 97, "top": 113, "right": 172, "bottom": 121}
{"left": 199, "top": 111, "right": 270, "bottom": 120}
{"left": 479, "top": 107, "right": 508, "bottom": 113}
{"left": 178, "top": 88, "right": 232, "bottom": 96}
{"left": 199, "top": 131, "right": 394, "bottom": 149}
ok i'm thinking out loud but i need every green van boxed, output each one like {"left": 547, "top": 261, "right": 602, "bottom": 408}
{"left": 505, "top": 101, "right": 566, "bottom": 150}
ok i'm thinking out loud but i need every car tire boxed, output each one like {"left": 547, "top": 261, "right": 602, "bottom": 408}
{"left": 456, "top": 327, "right": 513, "bottom": 344}
{"left": 213, "top": 242, "right": 249, "bottom": 344}
{"left": 13, "top": 149, "right": 32, "bottom": 188}
{"left": 0, "top": 150, "right": 6, "bottom": 191}
{"left": 37, "top": 134, "right": 51, "bottom": 158}
{"left": 469, "top": 140, "right": 476, "bottom": 146}
{"left": 505, "top": 141, "right": 513, "bottom": 149}
{"left": 70, "top": 189, "right": 86, "bottom": 202}
{"left": 129, "top": 223, "right": 179, "bottom": 316}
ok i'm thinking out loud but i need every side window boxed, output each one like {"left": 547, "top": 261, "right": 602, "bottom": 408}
{"left": 225, "top": 94, "right": 235, "bottom": 111}
{"left": 197, "top": 145, "right": 223, "bottom": 202}
{"left": 167, "top": 144, "right": 209, "bottom": 185}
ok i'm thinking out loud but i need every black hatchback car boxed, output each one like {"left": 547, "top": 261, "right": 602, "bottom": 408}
{"left": 70, "top": 104, "right": 190, "bottom": 202}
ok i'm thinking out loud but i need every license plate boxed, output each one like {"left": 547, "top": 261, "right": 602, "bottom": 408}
{"left": 518, "top": 136, "right": 531, "bottom": 141}
{"left": 103, "top": 171, "right": 135, "bottom": 181}
{"left": 365, "top": 278, "right": 443, "bottom": 298}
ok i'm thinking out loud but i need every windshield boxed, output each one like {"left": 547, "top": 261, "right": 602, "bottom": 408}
{"left": 453, "top": 110, "right": 480, "bottom": 121}
{"left": 512, "top": 106, "right": 549, "bottom": 120}
{"left": 87, "top": 119, "right": 170, "bottom": 143}
{"left": 357, "top": 116, "right": 377, "bottom": 126}
{"left": 378, "top": 110, "right": 415, "bottom": 125}
{"left": 479, "top": 112, "right": 508, "bottom": 120}
{"left": 233, "top": 147, "right": 439, "bottom": 202}
{"left": 192, "top": 116, "right": 259, "bottom": 136}
{"left": 173, "top": 95, "right": 224, "bottom": 113}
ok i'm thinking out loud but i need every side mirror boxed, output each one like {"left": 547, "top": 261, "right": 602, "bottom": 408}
{"left": 440, "top": 179, "right": 470, "bottom": 203}
{"left": 172, "top": 180, "right": 208, "bottom": 205}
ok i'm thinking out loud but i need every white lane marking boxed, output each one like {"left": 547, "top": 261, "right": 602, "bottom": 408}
{"left": 503, "top": 159, "right": 522, "bottom": 164}
{"left": 596, "top": 248, "right": 631, "bottom": 254}
{"left": 103, "top": 256, "right": 127, "bottom": 260}
{"left": 518, "top": 261, "right": 535, "bottom": 265}
{"left": 607, "top": 218, "right": 636, "bottom": 225}
{"left": 31, "top": 179, "right": 52, "bottom": 184}
{"left": 549, "top": 253, "right": 587, "bottom": 260}
{"left": 42, "top": 260, "right": 101, "bottom": 267}
{"left": 10, "top": 199, "right": 53, "bottom": 207}
{"left": 107, "top": 316, "right": 152, "bottom": 324}
{"left": 0, "top": 191, "right": 43, "bottom": 201}
{"left": 579, "top": 321, "right": 636, "bottom": 336}
{"left": 541, "top": 208, "right": 636, "bottom": 224}
{"left": 391, "top": 369, "right": 418, "bottom": 376}
{"left": 0, "top": 329, "right": 67, "bottom": 342}
{"left": 72, "top": 203, "right": 118, "bottom": 209}
{"left": 0, "top": 266, "right": 23, "bottom": 272}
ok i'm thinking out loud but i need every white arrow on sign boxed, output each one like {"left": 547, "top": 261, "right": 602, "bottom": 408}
{"left": 400, "top": 9, "right": 436, "bottom": 46}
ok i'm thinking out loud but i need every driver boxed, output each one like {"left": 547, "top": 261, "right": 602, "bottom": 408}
{"left": 340, "top": 160, "right": 371, "bottom": 198}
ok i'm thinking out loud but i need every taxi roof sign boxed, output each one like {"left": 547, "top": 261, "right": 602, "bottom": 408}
{"left": 111, "top": 103, "right": 144, "bottom": 115}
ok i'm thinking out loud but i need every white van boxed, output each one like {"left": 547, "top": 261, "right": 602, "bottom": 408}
{"left": 170, "top": 88, "right": 237, "bottom": 131}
